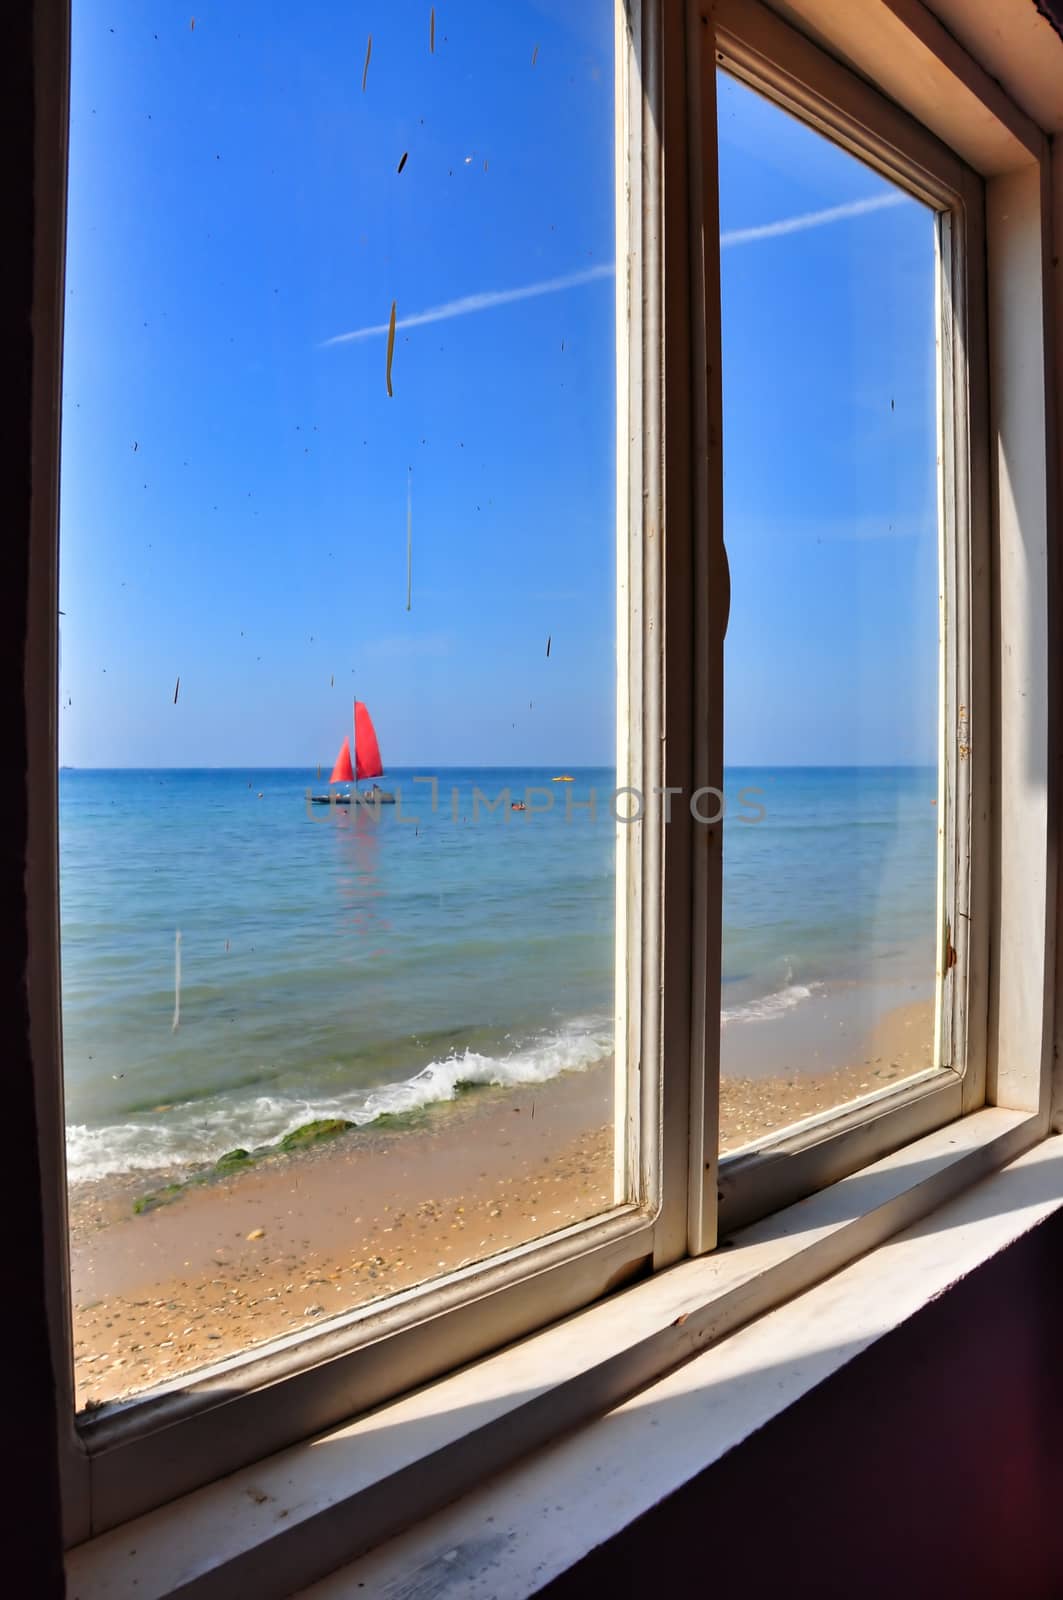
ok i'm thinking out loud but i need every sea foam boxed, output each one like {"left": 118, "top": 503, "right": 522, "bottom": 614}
{"left": 65, "top": 1015, "right": 614, "bottom": 1185}
{"left": 721, "top": 980, "right": 822, "bottom": 1027}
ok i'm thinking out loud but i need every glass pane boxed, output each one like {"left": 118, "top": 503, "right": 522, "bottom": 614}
{"left": 717, "top": 71, "right": 940, "bottom": 1155}
{"left": 61, "top": 2, "right": 619, "bottom": 1412}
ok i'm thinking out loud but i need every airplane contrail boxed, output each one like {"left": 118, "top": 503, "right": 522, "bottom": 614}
{"left": 322, "top": 193, "right": 908, "bottom": 346}
{"left": 720, "top": 189, "right": 906, "bottom": 247}
{"left": 322, "top": 263, "right": 613, "bottom": 346}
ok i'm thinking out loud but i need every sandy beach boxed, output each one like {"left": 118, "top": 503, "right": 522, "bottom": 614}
{"left": 70, "top": 995, "right": 934, "bottom": 1412}
{"left": 71, "top": 1067, "right": 616, "bottom": 1413}
{"left": 719, "top": 995, "right": 934, "bottom": 1149}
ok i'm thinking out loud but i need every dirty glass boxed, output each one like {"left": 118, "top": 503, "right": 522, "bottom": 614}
{"left": 61, "top": 2, "right": 619, "bottom": 1411}
{"left": 716, "top": 71, "right": 941, "bottom": 1153}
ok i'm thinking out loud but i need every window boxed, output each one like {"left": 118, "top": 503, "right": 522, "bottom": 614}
{"left": 32, "top": 0, "right": 1043, "bottom": 1553}
{"left": 717, "top": 76, "right": 944, "bottom": 1153}
{"left": 710, "top": 3, "right": 990, "bottom": 1234}
{"left": 52, "top": 0, "right": 685, "bottom": 1531}
{"left": 61, "top": 0, "right": 629, "bottom": 1416}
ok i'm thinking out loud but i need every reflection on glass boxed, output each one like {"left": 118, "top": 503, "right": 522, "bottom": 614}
{"left": 717, "top": 71, "right": 940, "bottom": 1154}
{"left": 61, "top": 2, "right": 617, "bottom": 1410}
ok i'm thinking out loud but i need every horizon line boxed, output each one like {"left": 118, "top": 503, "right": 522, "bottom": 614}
{"left": 58, "top": 761, "right": 938, "bottom": 772}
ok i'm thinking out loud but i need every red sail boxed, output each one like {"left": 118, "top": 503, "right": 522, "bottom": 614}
{"left": 354, "top": 700, "right": 384, "bottom": 780}
{"left": 329, "top": 735, "right": 354, "bottom": 784}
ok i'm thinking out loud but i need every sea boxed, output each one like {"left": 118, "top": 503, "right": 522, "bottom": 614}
{"left": 60, "top": 766, "right": 937, "bottom": 1185}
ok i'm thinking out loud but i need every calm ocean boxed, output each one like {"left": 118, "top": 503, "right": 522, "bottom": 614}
{"left": 60, "top": 766, "right": 936, "bottom": 1183}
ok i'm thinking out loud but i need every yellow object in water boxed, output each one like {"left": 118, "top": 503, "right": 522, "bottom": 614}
{"left": 552, "top": 774, "right": 575, "bottom": 782}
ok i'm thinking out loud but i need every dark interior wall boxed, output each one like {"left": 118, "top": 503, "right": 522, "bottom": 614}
{"left": 8, "top": 0, "right": 65, "bottom": 1594}
{"left": 1033, "top": 0, "right": 1063, "bottom": 43}
{"left": 540, "top": 1205, "right": 1063, "bottom": 1600}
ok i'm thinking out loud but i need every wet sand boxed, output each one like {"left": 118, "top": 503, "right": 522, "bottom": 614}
{"left": 70, "top": 996, "right": 935, "bottom": 1411}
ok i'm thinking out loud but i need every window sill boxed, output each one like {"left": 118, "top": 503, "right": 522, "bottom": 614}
{"left": 66, "top": 1107, "right": 1057, "bottom": 1600}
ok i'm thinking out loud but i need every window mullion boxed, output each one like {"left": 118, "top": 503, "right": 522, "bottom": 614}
{"left": 637, "top": 0, "right": 705, "bottom": 1266}
{"left": 684, "top": 1, "right": 727, "bottom": 1257}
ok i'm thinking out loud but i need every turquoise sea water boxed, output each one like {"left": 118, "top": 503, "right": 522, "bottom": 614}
{"left": 60, "top": 766, "right": 936, "bottom": 1182}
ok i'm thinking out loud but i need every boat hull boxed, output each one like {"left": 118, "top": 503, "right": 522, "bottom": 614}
{"left": 310, "top": 793, "right": 396, "bottom": 805}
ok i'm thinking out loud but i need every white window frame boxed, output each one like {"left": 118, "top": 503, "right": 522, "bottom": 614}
{"left": 39, "top": 0, "right": 700, "bottom": 1542}
{"left": 31, "top": 0, "right": 1057, "bottom": 1564}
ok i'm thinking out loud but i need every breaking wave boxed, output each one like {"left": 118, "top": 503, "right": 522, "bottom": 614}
{"left": 65, "top": 1015, "right": 614, "bottom": 1184}
{"left": 721, "top": 981, "right": 822, "bottom": 1027}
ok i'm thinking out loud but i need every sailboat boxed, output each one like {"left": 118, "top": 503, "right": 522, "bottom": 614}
{"left": 310, "top": 700, "right": 396, "bottom": 805}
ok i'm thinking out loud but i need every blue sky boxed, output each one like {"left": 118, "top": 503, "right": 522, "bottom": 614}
{"left": 717, "top": 74, "right": 939, "bottom": 767}
{"left": 59, "top": 2, "right": 938, "bottom": 769}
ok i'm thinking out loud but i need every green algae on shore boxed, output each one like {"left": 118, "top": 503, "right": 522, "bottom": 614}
{"left": 132, "top": 1182, "right": 184, "bottom": 1216}
{"left": 131, "top": 1115, "right": 375, "bottom": 1214}
{"left": 129, "top": 1091, "right": 526, "bottom": 1217}
{"left": 278, "top": 1118, "right": 353, "bottom": 1152}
